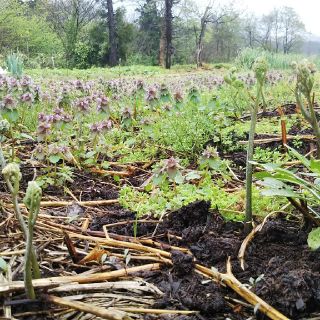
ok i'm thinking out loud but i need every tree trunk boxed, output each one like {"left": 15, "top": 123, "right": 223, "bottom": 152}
{"left": 248, "top": 30, "right": 253, "bottom": 48}
{"left": 159, "top": 18, "right": 166, "bottom": 67}
{"left": 106, "top": 0, "right": 117, "bottom": 67}
{"left": 196, "top": 23, "right": 206, "bottom": 68}
{"left": 164, "top": 0, "right": 173, "bottom": 69}
{"left": 196, "top": 6, "right": 210, "bottom": 68}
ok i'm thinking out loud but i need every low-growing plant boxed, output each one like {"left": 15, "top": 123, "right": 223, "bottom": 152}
{"left": 120, "top": 176, "right": 287, "bottom": 220}
{"left": 199, "top": 146, "right": 231, "bottom": 178}
{"left": 253, "top": 146, "right": 290, "bottom": 163}
{"left": 292, "top": 59, "right": 320, "bottom": 158}
{"left": 223, "top": 67, "right": 250, "bottom": 117}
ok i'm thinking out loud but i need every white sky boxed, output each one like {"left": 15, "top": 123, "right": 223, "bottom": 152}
{"left": 232, "top": 0, "right": 320, "bottom": 36}
{"left": 120, "top": 0, "right": 320, "bottom": 36}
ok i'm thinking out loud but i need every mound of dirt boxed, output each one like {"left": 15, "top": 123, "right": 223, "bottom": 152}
{"left": 90, "top": 200, "right": 320, "bottom": 319}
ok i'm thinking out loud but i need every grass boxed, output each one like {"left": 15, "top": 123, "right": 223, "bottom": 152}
{"left": 235, "top": 47, "right": 320, "bottom": 70}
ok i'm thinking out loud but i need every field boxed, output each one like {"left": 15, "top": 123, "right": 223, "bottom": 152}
{"left": 1, "top": 61, "right": 320, "bottom": 320}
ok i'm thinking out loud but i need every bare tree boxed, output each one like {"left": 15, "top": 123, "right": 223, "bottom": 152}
{"left": 194, "top": 1, "right": 237, "bottom": 67}
{"left": 272, "top": 8, "right": 280, "bottom": 53}
{"left": 255, "top": 8, "right": 282, "bottom": 52}
{"left": 257, "top": 13, "right": 274, "bottom": 51}
{"left": 243, "top": 14, "right": 258, "bottom": 48}
{"left": 280, "top": 7, "right": 305, "bottom": 54}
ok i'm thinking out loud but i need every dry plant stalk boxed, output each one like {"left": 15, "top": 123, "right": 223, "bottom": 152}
{"left": 1, "top": 215, "right": 289, "bottom": 319}
{"left": 0, "top": 264, "right": 161, "bottom": 293}
{"left": 10, "top": 199, "right": 119, "bottom": 208}
{"left": 44, "top": 294, "right": 132, "bottom": 320}
{"left": 239, "top": 134, "right": 316, "bottom": 145}
{"left": 117, "top": 307, "right": 198, "bottom": 315}
{"left": 90, "top": 167, "right": 133, "bottom": 177}
{"left": 195, "top": 261, "right": 289, "bottom": 320}
{"left": 238, "top": 212, "right": 278, "bottom": 270}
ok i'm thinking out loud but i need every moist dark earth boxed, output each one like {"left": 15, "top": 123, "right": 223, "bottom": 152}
{"left": 3, "top": 162, "right": 320, "bottom": 319}
{"left": 3, "top": 108, "right": 320, "bottom": 319}
{"left": 91, "top": 200, "right": 320, "bottom": 320}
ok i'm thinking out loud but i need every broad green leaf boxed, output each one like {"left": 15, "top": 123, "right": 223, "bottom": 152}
{"left": 124, "top": 138, "right": 136, "bottom": 147}
{"left": 101, "top": 161, "right": 110, "bottom": 169}
{"left": 48, "top": 154, "right": 61, "bottom": 164}
{"left": 260, "top": 177, "right": 286, "bottom": 189}
{"left": 85, "top": 151, "right": 96, "bottom": 158}
{"left": 273, "top": 169, "right": 306, "bottom": 186}
{"left": 153, "top": 174, "right": 166, "bottom": 186}
{"left": 185, "top": 171, "right": 201, "bottom": 181}
{"left": 254, "top": 171, "right": 273, "bottom": 179}
{"left": 83, "top": 158, "right": 95, "bottom": 165}
{"left": 174, "top": 171, "right": 185, "bottom": 184}
{"left": 3, "top": 109, "right": 19, "bottom": 122}
{"left": 286, "top": 145, "right": 310, "bottom": 168}
{"left": 253, "top": 162, "right": 281, "bottom": 171}
{"left": 308, "top": 227, "right": 320, "bottom": 250}
{"left": 261, "top": 188, "right": 297, "bottom": 197}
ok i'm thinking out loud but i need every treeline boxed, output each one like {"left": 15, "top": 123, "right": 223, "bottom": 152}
{"left": 0, "top": 0, "right": 308, "bottom": 69}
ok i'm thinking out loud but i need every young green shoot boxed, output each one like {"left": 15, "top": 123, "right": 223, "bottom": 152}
{"left": 2, "top": 163, "right": 41, "bottom": 296}
{"left": 245, "top": 57, "right": 268, "bottom": 233}
{"left": 23, "top": 181, "right": 42, "bottom": 299}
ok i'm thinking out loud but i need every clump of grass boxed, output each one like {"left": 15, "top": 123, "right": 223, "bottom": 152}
{"left": 235, "top": 48, "right": 315, "bottom": 70}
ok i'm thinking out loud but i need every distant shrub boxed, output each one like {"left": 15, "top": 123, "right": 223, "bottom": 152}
{"left": 235, "top": 48, "right": 315, "bottom": 70}
{"left": 126, "top": 53, "right": 155, "bottom": 66}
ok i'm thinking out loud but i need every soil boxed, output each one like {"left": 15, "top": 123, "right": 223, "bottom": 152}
{"left": 5, "top": 191, "right": 319, "bottom": 319}
{"left": 89, "top": 200, "right": 320, "bottom": 319}
{"left": 3, "top": 106, "right": 320, "bottom": 319}
{"left": 240, "top": 103, "right": 298, "bottom": 120}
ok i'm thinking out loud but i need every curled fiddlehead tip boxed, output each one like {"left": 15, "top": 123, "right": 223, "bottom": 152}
{"left": 224, "top": 67, "right": 244, "bottom": 88}
{"left": 2, "top": 163, "right": 21, "bottom": 193}
{"left": 24, "top": 181, "right": 42, "bottom": 210}
{"left": 253, "top": 57, "right": 268, "bottom": 84}
{"left": 293, "top": 59, "right": 316, "bottom": 96}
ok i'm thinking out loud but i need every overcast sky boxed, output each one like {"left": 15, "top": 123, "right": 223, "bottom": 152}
{"left": 120, "top": 0, "right": 320, "bottom": 36}
{"left": 227, "top": 0, "right": 320, "bottom": 36}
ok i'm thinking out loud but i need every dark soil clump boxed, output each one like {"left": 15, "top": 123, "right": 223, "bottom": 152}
{"left": 88, "top": 200, "right": 320, "bottom": 319}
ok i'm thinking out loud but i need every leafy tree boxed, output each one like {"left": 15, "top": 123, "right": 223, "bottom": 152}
{"left": 136, "top": 0, "right": 161, "bottom": 65}
{"left": 0, "top": 0, "right": 62, "bottom": 66}
{"left": 44, "top": 0, "right": 98, "bottom": 67}
{"left": 115, "top": 8, "right": 136, "bottom": 63}
{"left": 72, "top": 7, "right": 135, "bottom": 68}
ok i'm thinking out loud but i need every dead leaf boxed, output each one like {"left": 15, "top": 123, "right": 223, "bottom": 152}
{"left": 79, "top": 247, "right": 107, "bottom": 264}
